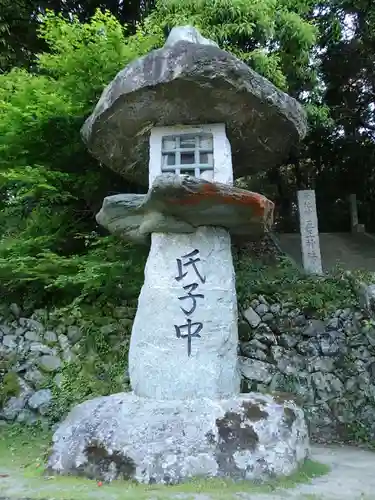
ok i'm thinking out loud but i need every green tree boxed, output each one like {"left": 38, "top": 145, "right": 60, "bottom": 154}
{"left": 0, "top": 0, "right": 156, "bottom": 72}
{"left": 248, "top": 0, "right": 375, "bottom": 233}
{"left": 0, "top": 2, "right": 320, "bottom": 308}
{"left": 304, "top": 0, "right": 375, "bottom": 231}
{"left": 0, "top": 10, "right": 159, "bottom": 307}
{"left": 148, "top": 0, "right": 317, "bottom": 92}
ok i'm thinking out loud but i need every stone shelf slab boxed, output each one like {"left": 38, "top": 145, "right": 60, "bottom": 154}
{"left": 96, "top": 174, "right": 274, "bottom": 244}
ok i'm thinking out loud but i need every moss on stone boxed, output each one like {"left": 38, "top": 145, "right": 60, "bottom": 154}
{"left": 0, "top": 371, "right": 20, "bottom": 406}
{"left": 242, "top": 401, "right": 269, "bottom": 421}
{"left": 271, "top": 391, "right": 302, "bottom": 407}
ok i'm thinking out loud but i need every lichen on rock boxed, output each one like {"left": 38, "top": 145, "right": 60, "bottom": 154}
{"left": 47, "top": 392, "right": 309, "bottom": 484}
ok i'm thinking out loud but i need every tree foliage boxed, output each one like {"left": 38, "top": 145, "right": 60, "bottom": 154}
{"left": 249, "top": 0, "right": 375, "bottom": 232}
{"left": 0, "top": 10, "right": 156, "bottom": 308}
{"left": 0, "top": 0, "right": 375, "bottom": 308}
{"left": 0, "top": 0, "right": 156, "bottom": 72}
{"left": 312, "top": 0, "right": 375, "bottom": 231}
{"left": 149, "top": 0, "right": 317, "bottom": 92}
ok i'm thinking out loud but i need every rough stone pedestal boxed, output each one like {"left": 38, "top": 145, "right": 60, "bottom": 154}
{"left": 47, "top": 392, "right": 309, "bottom": 484}
{"left": 129, "top": 226, "right": 240, "bottom": 400}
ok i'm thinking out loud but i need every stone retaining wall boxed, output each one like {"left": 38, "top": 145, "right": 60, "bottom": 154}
{"left": 238, "top": 296, "right": 375, "bottom": 443}
{"left": 0, "top": 303, "right": 132, "bottom": 426}
{"left": 1, "top": 298, "right": 375, "bottom": 443}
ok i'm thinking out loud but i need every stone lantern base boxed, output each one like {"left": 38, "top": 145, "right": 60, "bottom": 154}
{"left": 47, "top": 391, "right": 309, "bottom": 484}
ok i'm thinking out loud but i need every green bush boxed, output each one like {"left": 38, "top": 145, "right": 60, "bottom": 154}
{"left": 46, "top": 302, "right": 134, "bottom": 422}
{"left": 235, "top": 255, "right": 358, "bottom": 316}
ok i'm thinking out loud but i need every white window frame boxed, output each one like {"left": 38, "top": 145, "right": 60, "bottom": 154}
{"left": 148, "top": 123, "right": 233, "bottom": 187}
{"left": 161, "top": 133, "right": 214, "bottom": 177}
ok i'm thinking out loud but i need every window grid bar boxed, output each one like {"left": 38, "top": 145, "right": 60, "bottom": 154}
{"left": 161, "top": 133, "right": 214, "bottom": 175}
{"left": 194, "top": 135, "right": 199, "bottom": 166}
{"left": 161, "top": 148, "right": 213, "bottom": 154}
{"left": 161, "top": 156, "right": 214, "bottom": 168}
{"left": 176, "top": 136, "right": 181, "bottom": 166}
{"left": 161, "top": 165, "right": 214, "bottom": 172}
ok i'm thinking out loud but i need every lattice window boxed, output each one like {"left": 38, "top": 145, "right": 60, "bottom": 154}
{"left": 161, "top": 133, "right": 214, "bottom": 177}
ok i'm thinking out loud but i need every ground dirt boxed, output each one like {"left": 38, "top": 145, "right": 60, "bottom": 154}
{"left": 0, "top": 444, "right": 374, "bottom": 500}
{"left": 275, "top": 232, "right": 375, "bottom": 272}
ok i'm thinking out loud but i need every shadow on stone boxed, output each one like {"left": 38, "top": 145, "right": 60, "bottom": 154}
{"left": 242, "top": 401, "right": 269, "bottom": 421}
{"left": 80, "top": 442, "right": 136, "bottom": 481}
{"left": 216, "top": 410, "right": 259, "bottom": 453}
{"left": 283, "top": 408, "right": 297, "bottom": 429}
{"left": 215, "top": 408, "right": 260, "bottom": 479}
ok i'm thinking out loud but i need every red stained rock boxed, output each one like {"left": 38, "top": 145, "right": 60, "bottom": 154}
{"left": 166, "top": 180, "right": 274, "bottom": 220}
{"left": 96, "top": 174, "right": 274, "bottom": 244}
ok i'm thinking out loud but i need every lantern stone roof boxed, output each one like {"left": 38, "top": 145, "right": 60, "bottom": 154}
{"left": 82, "top": 26, "right": 307, "bottom": 187}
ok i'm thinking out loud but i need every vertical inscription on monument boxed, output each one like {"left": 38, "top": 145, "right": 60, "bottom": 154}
{"left": 174, "top": 249, "right": 205, "bottom": 356}
{"left": 297, "top": 189, "right": 323, "bottom": 275}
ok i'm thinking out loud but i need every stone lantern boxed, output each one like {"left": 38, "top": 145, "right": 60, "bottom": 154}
{"left": 48, "top": 26, "right": 309, "bottom": 485}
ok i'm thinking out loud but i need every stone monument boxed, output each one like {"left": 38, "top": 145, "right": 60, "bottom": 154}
{"left": 297, "top": 190, "right": 323, "bottom": 275}
{"left": 48, "top": 26, "right": 309, "bottom": 484}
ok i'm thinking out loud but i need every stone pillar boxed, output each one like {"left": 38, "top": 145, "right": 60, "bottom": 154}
{"left": 349, "top": 194, "right": 359, "bottom": 231}
{"left": 297, "top": 189, "right": 323, "bottom": 275}
{"left": 349, "top": 194, "right": 365, "bottom": 232}
{"left": 128, "top": 123, "right": 241, "bottom": 400}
